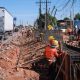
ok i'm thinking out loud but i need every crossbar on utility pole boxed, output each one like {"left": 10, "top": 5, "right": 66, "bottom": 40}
{"left": 36, "top": 0, "right": 51, "bottom": 30}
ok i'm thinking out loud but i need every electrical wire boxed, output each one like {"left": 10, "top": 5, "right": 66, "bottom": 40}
{"left": 55, "top": 0, "right": 77, "bottom": 19}
{"left": 52, "top": 0, "right": 72, "bottom": 18}
{"left": 51, "top": 6, "right": 55, "bottom": 15}
{"left": 57, "top": 0, "right": 71, "bottom": 12}
{"left": 54, "top": 0, "right": 67, "bottom": 9}
{"left": 71, "top": 0, "right": 75, "bottom": 8}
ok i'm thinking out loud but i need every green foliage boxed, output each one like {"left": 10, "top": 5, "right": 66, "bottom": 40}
{"left": 48, "top": 14, "right": 57, "bottom": 26}
{"left": 35, "top": 13, "right": 57, "bottom": 28}
{"left": 74, "top": 13, "right": 80, "bottom": 20}
{"left": 64, "top": 17, "right": 70, "bottom": 21}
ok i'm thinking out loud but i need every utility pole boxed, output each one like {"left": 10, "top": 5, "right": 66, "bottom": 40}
{"left": 36, "top": 0, "right": 42, "bottom": 31}
{"left": 36, "top": 0, "right": 42, "bottom": 17}
{"left": 36, "top": 0, "right": 51, "bottom": 30}
{"left": 45, "top": 0, "right": 51, "bottom": 30}
{"left": 73, "top": 3, "right": 74, "bottom": 31}
{"left": 72, "top": 0, "right": 75, "bottom": 33}
{"left": 39, "top": 0, "right": 41, "bottom": 16}
{"left": 13, "top": 17, "right": 17, "bottom": 28}
{"left": 51, "top": 6, "right": 55, "bottom": 15}
{"left": 45, "top": 0, "right": 47, "bottom": 30}
{"left": 70, "top": 10, "right": 73, "bottom": 28}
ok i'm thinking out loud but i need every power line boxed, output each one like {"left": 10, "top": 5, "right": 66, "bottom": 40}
{"left": 36, "top": 0, "right": 51, "bottom": 15}
{"left": 51, "top": 6, "right": 55, "bottom": 15}
{"left": 55, "top": 0, "right": 77, "bottom": 20}
{"left": 71, "top": 0, "right": 77, "bottom": 7}
{"left": 54, "top": 9, "right": 57, "bottom": 17}
{"left": 57, "top": 0, "right": 71, "bottom": 12}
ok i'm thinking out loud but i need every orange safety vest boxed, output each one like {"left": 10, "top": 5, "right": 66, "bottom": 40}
{"left": 44, "top": 45, "right": 59, "bottom": 61}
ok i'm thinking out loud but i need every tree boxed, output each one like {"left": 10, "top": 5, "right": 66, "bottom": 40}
{"left": 34, "top": 13, "right": 57, "bottom": 30}
{"left": 64, "top": 17, "right": 70, "bottom": 21}
{"left": 48, "top": 14, "right": 57, "bottom": 26}
{"left": 74, "top": 13, "right": 80, "bottom": 20}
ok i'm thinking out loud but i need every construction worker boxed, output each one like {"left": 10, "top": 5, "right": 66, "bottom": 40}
{"left": 48, "top": 25, "right": 53, "bottom": 30}
{"left": 39, "top": 32, "right": 44, "bottom": 41}
{"left": 48, "top": 36, "right": 55, "bottom": 41}
{"left": 53, "top": 39, "right": 59, "bottom": 49}
{"left": 48, "top": 36, "right": 59, "bottom": 49}
{"left": 44, "top": 36, "right": 62, "bottom": 80}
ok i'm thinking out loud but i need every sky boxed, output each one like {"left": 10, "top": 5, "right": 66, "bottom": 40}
{"left": 0, "top": 0, "right": 79, "bottom": 26}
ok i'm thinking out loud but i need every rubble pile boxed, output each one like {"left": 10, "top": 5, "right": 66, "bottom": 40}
{"left": 0, "top": 28, "right": 46, "bottom": 80}
{"left": 0, "top": 67, "right": 39, "bottom": 80}
{"left": 67, "top": 41, "right": 79, "bottom": 47}
{"left": 63, "top": 34, "right": 80, "bottom": 47}
{"left": 12, "top": 28, "right": 35, "bottom": 46}
{"left": 18, "top": 42, "right": 46, "bottom": 68}
{"left": 0, "top": 44, "right": 19, "bottom": 69}
{"left": 62, "top": 34, "right": 69, "bottom": 43}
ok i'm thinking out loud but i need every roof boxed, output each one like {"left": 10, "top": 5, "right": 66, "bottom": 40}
{"left": 57, "top": 20, "right": 66, "bottom": 22}
{"left": 0, "top": 7, "right": 13, "bottom": 17}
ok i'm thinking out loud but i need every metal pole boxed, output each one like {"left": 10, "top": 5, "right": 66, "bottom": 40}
{"left": 70, "top": 56, "right": 72, "bottom": 80}
{"left": 72, "top": 1, "right": 74, "bottom": 34}
{"left": 40, "top": 0, "right": 41, "bottom": 16}
{"left": 45, "top": 0, "right": 47, "bottom": 30}
{"left": 39, "top": 0, "right": 42, "bottom": 31}
{"left": 73, "top": 64, "right": 77, "bottom": 80}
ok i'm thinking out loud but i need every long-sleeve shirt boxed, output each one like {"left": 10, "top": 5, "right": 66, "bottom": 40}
{"left": 44, "top": 45, "right": 60, "bottom": 63}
